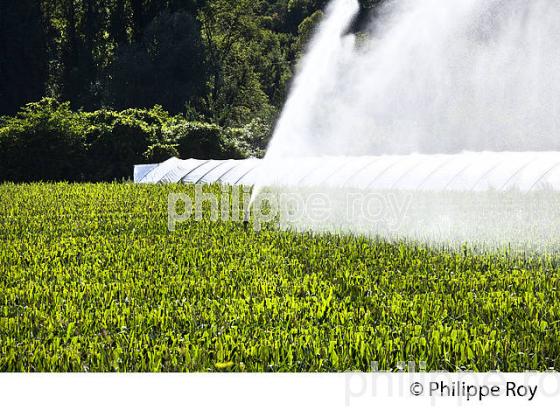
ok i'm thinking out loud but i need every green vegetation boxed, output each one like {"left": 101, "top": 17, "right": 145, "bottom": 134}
{"left": 0, "top": 0, "right": 303, "bottom": 118}
{"left": 0, "top": 99, "right": 265, "bottom": 182}
{"left": 1, "top": 183, "right": 559, "bottom": 371}
{"left": 2, "top": 0, "right": 374, "bottom": 121}
{"left": 0, "top": 1, "right": 385, "bottom": 182}
{"left": 1, "top": 0, "right": 351, "bottom": 182}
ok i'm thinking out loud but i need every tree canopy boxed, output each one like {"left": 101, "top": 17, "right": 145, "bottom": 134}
{"left": 0, "top": 0, "right": 382, "bottom": 181}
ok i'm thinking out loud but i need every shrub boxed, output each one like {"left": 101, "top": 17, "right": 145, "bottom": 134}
{"left": 0, "top": 98, "right": 87, "bottom": 182}
{"left": 144, "top": 143, "right": 180, "bottom": 163}
{"left": 85, "top": 110, "right": 159, "bottom": 181}
{"left": 168, "top": 122, "right": 225, "bottom": 159}
{"left": 0, "top": 99, "right": 261, "bottom": 182}
{"left": 119, "top": 106, "right": 172, "bottom": 130}
{"left": 224, "top": 118, "right": 271, "bottom": 158}
{"left": 166, "top": 119, "right": 270, "bottom": 160}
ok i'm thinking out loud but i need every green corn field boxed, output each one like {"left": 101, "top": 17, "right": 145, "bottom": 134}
{"left": 1, "top": 183, "right": 560, "bottom": 372}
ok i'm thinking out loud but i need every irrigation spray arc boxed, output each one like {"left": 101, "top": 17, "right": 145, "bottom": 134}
{"left": 265, "top": 0, "right": 560, "bottom": 158}
{"left": 244, "top": 0, "right": 560, "bottom": 248}
{"left": 247, "top": 0, "right": 359, "bottom": 219}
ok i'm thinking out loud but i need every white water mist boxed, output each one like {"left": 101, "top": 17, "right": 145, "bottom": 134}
{"left": 267, "top": 0, "right": 560, "bottom": 157}
{"left": 250, "top": 0, "right": 560, "bottom": 250}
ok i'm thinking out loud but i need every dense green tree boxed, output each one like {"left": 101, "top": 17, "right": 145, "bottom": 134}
{"left": 59, "top": 0, "right": 100, "bottom": 110}
{"left": 2, "top": 0, "right": 360, "bottom": 119}
{"left": 0, "top": 0, "right": 48, "bottom": 115}
{"left": 198, "top": 0, "right": 289, "bottom": 125}
{"left": 107, "top": 10, "right": 207, "bottom": 114}
{"left": 110, "top": 0, "right": 129, "bottom": 45}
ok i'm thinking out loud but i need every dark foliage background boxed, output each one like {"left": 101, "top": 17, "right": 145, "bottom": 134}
{"left": 0, "top": 0, "right": 379, "bottom": 181}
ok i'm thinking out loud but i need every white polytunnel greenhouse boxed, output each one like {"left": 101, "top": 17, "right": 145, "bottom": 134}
{"left": 134, "top": 151, "right": 560, "bottom": 192}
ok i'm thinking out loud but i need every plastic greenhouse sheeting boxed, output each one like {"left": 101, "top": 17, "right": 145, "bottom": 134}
{"left": 134, "top": 152, "right": 560, "bottom": 192}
